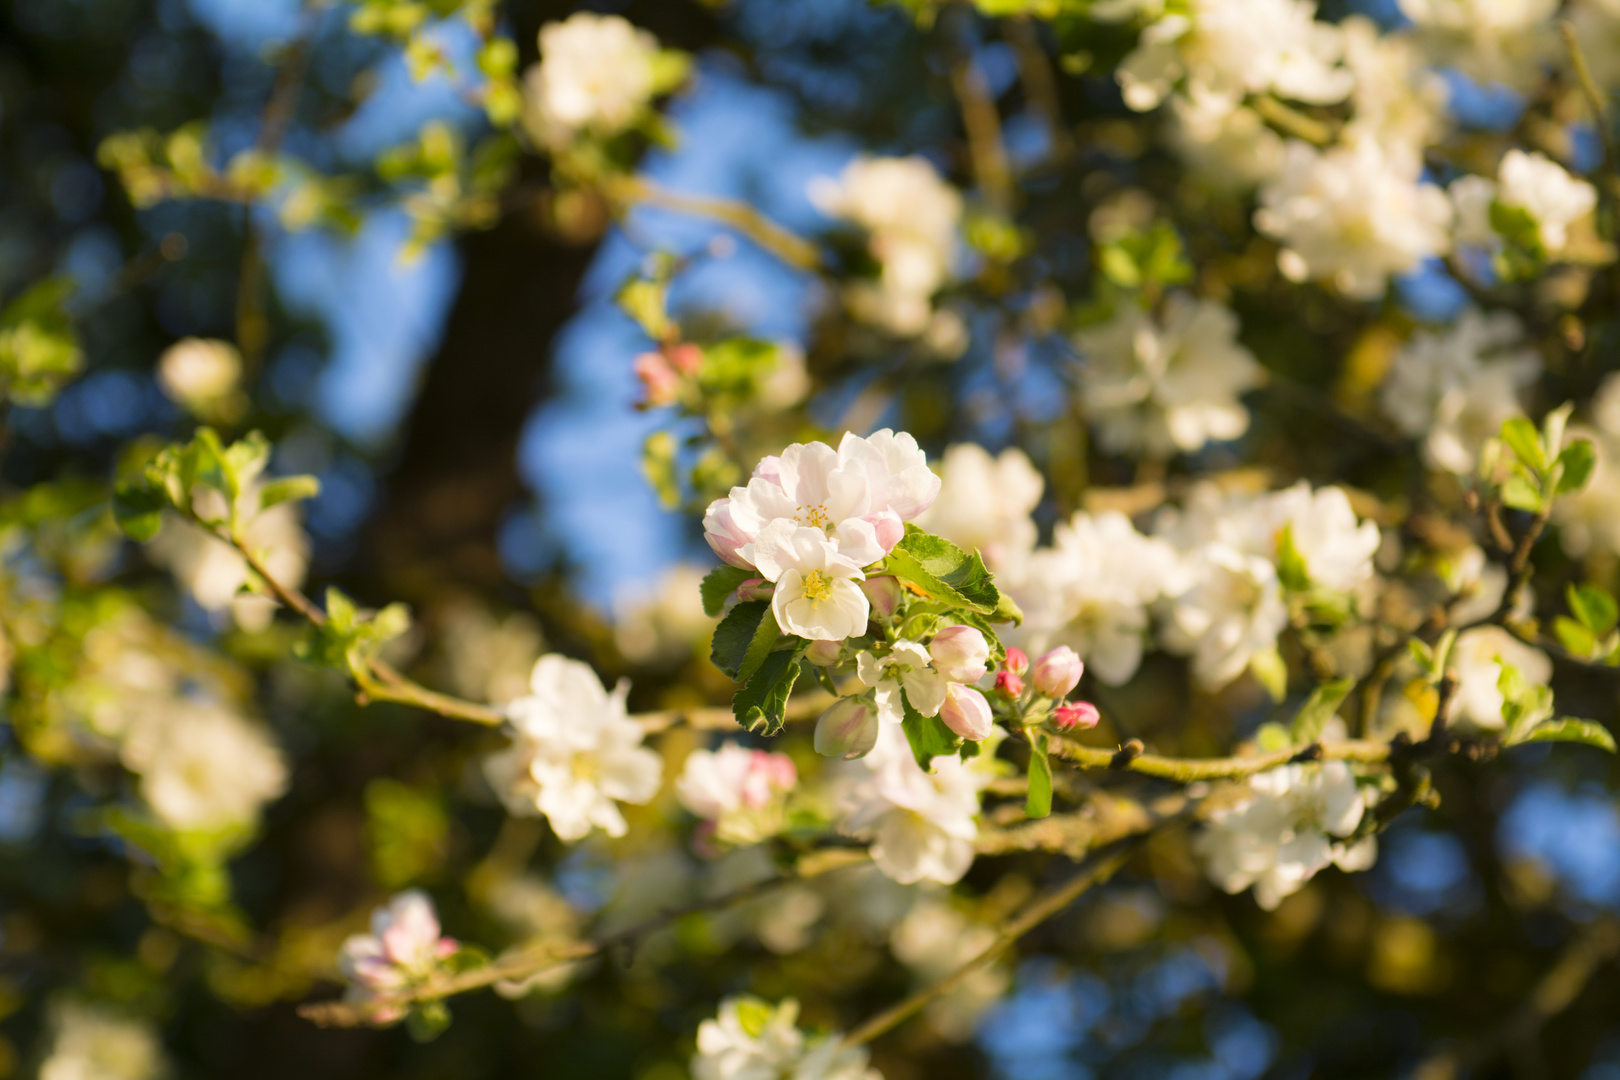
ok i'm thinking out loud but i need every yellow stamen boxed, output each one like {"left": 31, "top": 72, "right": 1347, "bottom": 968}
{"left": 802, "top": 569, "right": 833, "bottom": 601}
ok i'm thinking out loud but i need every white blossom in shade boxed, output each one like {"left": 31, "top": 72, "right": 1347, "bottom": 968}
{"left": 808, "top": 156, "right": 962, "bottom": 337}
{"left": 1160, "top": 542, "right": 1289, "bottom": 690}
{"left": 913, "top": 443, "right": 1043, "bottom": 574}
{"left": 523, "top": 13, "right": 661, "bottom": 145}
{"left": 1170, "top": 95, "right": 1287, "bottom": 190}
{"left": 613, "top": 563, "right": 717, "bottom": 666}
{"left": 676, "top": 743, "right": 798, "bottom": 846}
{"left": 337, "top": 891, "right": 459, "bottom": 1022}
{"left": 1255, "top": 138, "right": 1452, "bottom": 300}
{"left": 1554, "top": 374, "right": 1620, "bottom": 558}
{"left": 1380, "top": 308, "right": 1541, "bottom": 474}
{"left": 483, "top": 655, "right": 662, "bottom": 842}
{"left": 1196, "top": 761, "right": 1376, "bottom": 909}
{"left": 119, "top": 702, "right": 287, "bottom": 833}
{"left": 706, "top": 431, "right": 940, "bottom": 571}
{"left": 1398, "top": 0, "right": 1558, "bottom": 91}
{"left": 1439, "top": 544, "right": 1509, "bottom": 625}
{"left": 1451, "top": 150, "right": 1598, "bottom": 257}
{"left": 890, "top": 899, "right": 1010, "bottom": 1042}
{"left": 1445, "top": 626, "right": 1553, "bottom": 731}
{"left": 437, "top": 600, "right": 544, "bottom": 706}
{"left": 856, "top": 640, "right": 949, "bottom": 725}
{"left": 1264, "top": 483, "right": 1383, "bottom": 592}
{"left": 156, "top": 337, "right": 240, "bottom": 414}
{"left": 752, "top": 521, "right": 870, "bottom": 641}
{"left": 1340, "top": 18, "right": 1448, "bottom": 163}
{"left": 1012, "top": 511, "right": 1178, "bottom": 686}
{"left": 39, "top": 999, "right": 169, "bottom": 1080}
{"left": 692, "top": 996, "right": 882, "bottom": 1080}
{"left": 145, "top": 474, "right": 310, "bottom": 633}
{"left": 1114, "top": 0, "right": 1352, "bottom": 115}
{"left": 1073, "top": 294, "right": 1263, "bottom": 457}
{"left": 841, "top": 722, "right": 995, "bottom": 885}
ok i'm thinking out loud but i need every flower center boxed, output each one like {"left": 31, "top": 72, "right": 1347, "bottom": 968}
{"left": 802, "top": 569, "right": 834, "bottom": 601}
{"left": 794, "top": 503, "right": 833, "bottom": 530}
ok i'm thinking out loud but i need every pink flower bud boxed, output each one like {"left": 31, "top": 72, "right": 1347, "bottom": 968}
{"left": 667, "top": 342, "right": 704, "bottom": 375}
{"left": 860, "top": 575, "right": 904, "bottom": 618}
{"left": 994, "top": 669, "right": 1024, "bottom": 698}
{"left": 814, "top": 696, "right": 879, "bottom": 759}
{"left": 866, "top": 510, "right": 905, "bottom": 554}
{"left": 805, "top": 639, "right": 842, "bottom": 666}
{"left": 736, "top": 577, "right": 774, "bottom": 602}
{"left": 633, "top": 351, "right": 681, "bottom": 407}
{"left": 940, "top": 684, "right": 994, "bottom": 741}
{"left": 1004, "top": 647, "right": 1029, "bottom": 677}
{"left": 929, "top": 625, "right": 990, "bottom": 683}
{"left": 1052, "top": 701, "right": 1100, "bottom": 731}
{"left": 1033, "top": 646, "right": 1084, "bottom": 698}
{"left": 704, "top": 499, "right": 755, "bottom": 570}
{"left": 739, "top": 750, "right": 797, "bottom": 808}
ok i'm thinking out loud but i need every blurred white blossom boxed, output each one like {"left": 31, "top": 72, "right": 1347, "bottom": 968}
{"left": 1446, "top": 626, "right": 1552, "bottom": 731}
{"left": 119, "top": 702, "right": 287, "bottom": 834}
{"left": 1554, "top": 373, "right": 1620, "bottom": 558}
{"left": 156, "top": 337, "right": 241, "bottom": 416}
{"left": 523, "top": 13, "right": 662, "bottom": 146}
{"left": 39, "top": 999, "right": 169, "bottom": 1080}
{"left": 1256, "top": 138, "right": 1451, "bottom": 300}
{"left": 810, "top": 157, "right": 962, "bottom": 337}
{"left": 914, "top": 444, "right": 1043, "bottom": 574}
{"left": 484, "top": 655, "right": 662, "bottom": 842}
{"left": 1380, "top": 307, "right": 1541, "bottom": 474}
{"left": 614, "top": 563, "right": 717, "bottom": 666}
{"left": 1399, "top": 0, "right": 1558, "bottom": 90}
{"left": 677, "top": 742, "right": 798, "bottom": 846}
{"left": 1450, "top": 149, "right": 1597, "bottom": 258}
{"left": 890, "top": 899, "right": 1010, "bottom": 1041}
{"left": 692, "top": 996, "right": 881, "bottom": 1080}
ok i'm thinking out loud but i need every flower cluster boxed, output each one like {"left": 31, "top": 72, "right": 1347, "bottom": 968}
{"left": 692, "top": 996, "right": 881, "bottom": 1080}
{"left": 522, "top": 13, "right": 685, "bottom": 152}
{"left": 337, "top": 891, "right": 460, "bottom": 1024}
{"left": 677, "top": 742, "right": 799, "bottom": 847}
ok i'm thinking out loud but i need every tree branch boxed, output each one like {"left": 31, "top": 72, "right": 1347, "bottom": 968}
{"left": 605, "top": 176, "right": 823, "bottom": 271}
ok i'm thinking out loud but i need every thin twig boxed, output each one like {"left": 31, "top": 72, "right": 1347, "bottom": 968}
{"left": 1004, "top": 16, "right": 1075, "bottom": 164}
{"left": 299, "top": 848, "right": 870, "bottom": 1026}
{"left": 1562, "top": 22, "right": 1617, "bottom": 182}
{"left": 606, "top": 176, "right": 822, "bottom": 271}
{"left": 1046, "top": 734, "right": 1393, "bottom": 781}
{"left": 841, "top": 831, "right": 1148, "bottom": 1048}
{"left": 946, "top": 9, "right": 1015, "bottom": 213}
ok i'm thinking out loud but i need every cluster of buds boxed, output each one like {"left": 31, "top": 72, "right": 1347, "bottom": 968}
{"left": 337, "top": 891, "right": 460, "bottom": 1024}
{"left": 634, "top": 342, "right": 703, "bottom": 408}
{"left": 993, "top": 646, "right": 1100, "bottom": 733}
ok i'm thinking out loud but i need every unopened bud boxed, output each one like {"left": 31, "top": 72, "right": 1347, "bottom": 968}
{"left": 805, "top": 639, "right": 842, "bottom": 666}
{"left": 667, "top": 342, "right": 704, "bottom": 375}
{"left": 939, "top": 684, "right": 994, "bottom": 741}
{"left": 994, "top": 669, "right": 1024, "bottom": 698}
{"left": 736, "top": 577, "right": 774, "bottom": 602}
{"left": 929, "top": 625, "right": 989, "bottom": 683}
{"left": 814, "top": 697, "right": 879, "bottom": 759}
{"left": 1052, "top": 701, "right": 1100, "bottom": 732}
{"left": 1033, "top": 646, "right": 1084, "bottom": 699}
{"left": 1004, "top": 647, "right": 1029, "bottom": 677}
{"left": 860, "top": 575, "right": 903, "bottom": 618}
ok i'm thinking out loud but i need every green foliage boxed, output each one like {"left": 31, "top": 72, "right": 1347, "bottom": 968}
{"left": 1492, "top": 405, "right": 1595, "bottom": 515}
{"left": 0, "top": 277, "right": 82, "bottom": 407}
{"left": 711, "top": 600, "right": 773, "bottom": 681}
{"left": 700, "top": 566, "right": 754, "bottom": 616}
{"left": 1290, "top": 677, "right": 1355, "bottom": 743}
{"left": 901, "top": 692, "right": 963, "bottom": 772}
{"left": 303, "top": 588, "right": 413, "bottom": 680}
{"left": 1496, "top": 661, "right": 1613, "bottom": 751}
{"left": 1095, "top": 221, "right": 1193, "bottom": 293}
{"left": 884, "top": 526, "right": 1020, "bottom": 622}
{"left": 1026, "top": 735, "right": 1054, "bottom": 818}
{"left": 366, "top": 780, "right": 450, "bottom": 889}
{"left": 731, "top": 648, "right": 804, "bottom": 735}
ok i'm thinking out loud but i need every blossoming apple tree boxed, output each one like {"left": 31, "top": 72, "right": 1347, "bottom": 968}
{"left": 10, "top": 0, "right": 1620, "bottom": 1076}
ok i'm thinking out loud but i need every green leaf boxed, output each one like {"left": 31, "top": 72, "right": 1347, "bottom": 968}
{"left": 1289, "top": 676, "right": 1354, "bottom": 743}
{"left": 1556, "top": 439, "right": 1597, "bottom": 495}
{"left": 259, "top": 475, "right": 321, "bottom": 512}
{"left": 1499, "top": 416, "right": 1546, "bottom": 472}
{"left": 1568, "top": 583, "right": 1619, "bottom": 635}
{"left": 1500, "top": 473, "right": 1542, "bottom": 513}
{"left": 407, "top": 1001, "right": 451, "bottom": 1042}
{"left": 1026, "top": 736, "right": 1053, "bottom": 819}
{"left": 736, "top": 612, "right": 784, "bottom": 687}
{"left": 731, "top": 649, "right": 803, "bottom": 736}
{"left": 1489, "top": 200, "right": 1545, "bottom": 260}
{"left": 1555, "top": 615, "right": 1598, "bottom": 657}
{"left": 1275, "top": 523, "right": 1311, "bottom": 593}
{"left": 900, "top": 690, "right": 962, "bottom": 772}
{"left": 700, "top": 565, "right": 754, "bottom": 617}
{"left": 885, "top": 527, "right": 1003, "bottom": 616}
{"left": 1518, "top": 717, "right": 1617, "bottom": 753}
{"left": 1498, "top": 661, "right": 1554, "bottom": 744}
{"left": 710, "top": 600, "right": 771, "bottom": 681}
{"left": 1249, "top": 647, "right": 1288, "bottom": 702}
{"left": 1254, "top": 722, "right": 1293, "bottom": 752}
{"left": 112, "top": 482, "right": 168, "bottom": 542}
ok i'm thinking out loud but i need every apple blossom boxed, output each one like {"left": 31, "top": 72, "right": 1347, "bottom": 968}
{"left": 1052, "top": 701, "right": 1102, "bottom": 731}
{"left": 1032, "top": 646, "right": 1084, "bottom": 698}
{"left": 677, "top": 743, "right": 797, "bottom": 845}
{"left": 523, "top": 13, "right": 661, "bottom": 146}
{"left": 859, "top": 574, "right": 904, "bottom": 618}
{"left": 692, "top": 996, "right": 881, "bottom": 1080}
{"left": 914, "top": 444, "right": 1044, "bottom": 573}
{"left": 337, "top": 891, "right": 459, "bottom": 1023}
{"left": 156, "top": 337, "right": 241, "bottom": 414}
{"left": 118, "top": 701, "right": 287, "bottom": 833}
{"left": 39, "top": 1000, "right": 169, "bottom": 1080}
{"left": 1445, "top": 626, "right": 1554, "bottom": 731}
{"left": 483, "top": 655, "right": 663, "bottom": 842}
{"left": 804, "top": 639, "right": 843, "bottom": 667}
{"left": 749, "top": 520, "right": 870, "bottom": 641}
{"left": 890, "top": 900, "right": 1010, "bottom": 1041}
{"left": 856, "top": 641, "right": 948, "bottom": 724}
{"left": 1004, "top": 647, "right": 1029, "bottom": 676}
{"left": 993, "top": 669, "right": 1023, "bottom": 698}
{"left": 939, "top": 683, "right": 994, "bottom": 740}
{"left": 1451, "top": 150, "right": 1597, "bottom": 258}
{"left": 815, "top": 696, "right": 881, "bottom": 759}
{"left": 928, "top": 625, "right": 990, "bottom": 684}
